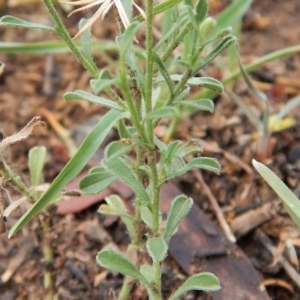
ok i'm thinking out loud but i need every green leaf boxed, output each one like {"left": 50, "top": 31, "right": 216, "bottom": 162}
{"left": 79, "top": 172, "right": 118, "bottom": 194}
{"left": 183, "top": 8, "right": 198, "bottom": 60}
{"left": 163, "top": 156, "right": 187, "bottom": 182}
{"left": 186, "top": 77, "right": 223, "bottom": 93}
{"left": 154, "top": 53, "right": 174, "bottom": 96}
{"left": 134, "top": 0, "right": 182, "bottom": 22}
{"left": 105, "top": 194, "right": 128, "bottom": 212}
{"left": 169, "top": 273, "right": 220, "bottom": 300}
{"left": 173, "top": 85, "right": 190, "bottom": 102}
{"left": 102, "top": 157, "right": 151, "bottom": 203}
{"left": 167, "top": 75, "right": 223, "bottom": 94}
{"left": 90, "top": 69, "right": 116, "bottom": 94}
{"left": 145, "top": 107, "right": 178, "bottom": 120}
{"left": 164, "top": 195, "right": 193, "bottom": 243}
{"left": 64, "top": 90, "right": 123, "bottom": 111}
{"left": 99, "top": 194, "right": 134, "bottom": 236}
{"left": 118, "top": 120, "right": 133, "bottom": 139}
{"left": 166, "top": 140, "right": 182, "bottom": 163}
{"left": 0, "top": 16, "right": 54, "bottom": 31}
{"left": 154, "top": 136, "right": 168, "bottom": 151}
{"left": 171, "top": 156, "right": 186, "bottom": 171}
{"left": 185, "top": 157, "right": 221, "bottom": 174}
{"left": 0, "top": 39, "right": 120, "bottom": 55}
{"left": 146, "top": 237, "right": 168, "bottom": 263}
{"left": 140, "top": 206, "right": 154, "bottom": 229}
{"left": 140, "top": 264, "right": 155, "bottom": 283}
{"left": 97, "top": 249, "right": 150, "bottom": 287}
{"left": 119, "top": 21, "right": 141, "bottom": 54}
{"left": 195, "top": 0, "right": 208, "bottom": 25}
{"left": 105, "top": 141, "right": 134, "bottom": 159}
{"left": 126, "top": 49, "right": 146, "bottom": 90}
{"left": 9, "top": 110, "right": 122, "bottom": 237}
{"left": 174, "top": 99, "right": 214, "bottom": 112}
{"left": 28, "top": 146, "right": 46, "bottom": 186}
{"left": 177, "top": 140, "right": 203, "bottom": 158}
{"left": 193, "top": 35, "right": 237, "bottom": 72}
{"left": 98, "top": 204, "right": 129, "bottom": 217}
{"left": 88, "top": 166, "right": 105, "bottom": 174}
{"left": 79, "top": 18, "right": 97, "bottom": 71}
{"left": 252, "top": 159, "right": 300, "bottom": 229}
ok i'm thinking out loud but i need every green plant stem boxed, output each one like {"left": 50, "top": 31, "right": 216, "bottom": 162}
{"left": 133, "top": 145, "right": 143, "bottom": 245}
{"left": 161, "top": 21, "right": 193, "bottom": 62}
{"left": 143, "top": 1, "right": 163, "bottom": 297}
{"left": 153, "top": 15, "right": 189, "bottom": 52}
{"left": 153, "top": 262, "right": 162, "bottom": 299}
{"left": 103, "top": 86, "right": 125, "bottom": 107}
{"left": 119, "top": 69, "right": 149, "bottom": 144}
{"left": 117, "top": 276, "right": 132, "bottom": 300}
{"left": 41, "top": 0, "right": 98, "bottom": 78}
{"left": 0, "top": 161, "right": 32, "bottom": 199}
{"left": 144, "top": 0, "right": 161, "bottom": 236}
{"left": 148, "top": 149, "right": 160, "bottom": 233}
{"left": 144, "top": 0, "right": 154, "bottom": 144}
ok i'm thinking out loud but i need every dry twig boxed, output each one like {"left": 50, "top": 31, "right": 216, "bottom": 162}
{"left": 192, "top": 169, "right": 236, "bottom": 243}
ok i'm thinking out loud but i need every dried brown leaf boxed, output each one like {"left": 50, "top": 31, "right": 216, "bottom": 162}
{"left": 0, "top": 117, "right": 45, "bottom": 157}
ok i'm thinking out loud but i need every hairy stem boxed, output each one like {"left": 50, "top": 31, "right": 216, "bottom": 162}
{"left": 42, "top": 0, "right": 98, "bottom": 78}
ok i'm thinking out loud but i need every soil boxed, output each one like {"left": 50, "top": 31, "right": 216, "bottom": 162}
{"left": 1, "top": 0, "right": 300, "bottom": 299}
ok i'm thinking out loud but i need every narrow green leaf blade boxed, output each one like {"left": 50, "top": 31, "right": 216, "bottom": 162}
{"left": 140, "top": 264, "right": 155, "bottom": 284}
{"left": 164, "top": 195, "right": 193, "bottom": 243}
{"left": 186, "top": 157, "right": 220, "bottom": 174}
{"left": 253, "top": 159, "right": 300, "bottom": 229}
{"left": 90, "top": 69, "right": 115, "bottom": 94}
{"left": 195, "top": 0, "right": 208, "bottom": 24}
{"left": 79, "top": 18, "right": 97, "bottom": 70}
{"left": 134, "top": 0, "right": 182, "bottom": 21}
{"left": 102, "top": 157, "right": 151, "bottom": 203}
{"left": 104, "top": 194, "right": 126, "bottom": 210}
{"left": 97, "top": 249, "right": 150, "bottom": 287}
{"left": 154, "top": 53, "right": 174, "bottom": 96}
{"left": 146, "top": 237, "right": 168, "bottom": 263}
{"left": 177, "top": 140, "right": 203, "bottom": 158}
{"left": 169, "top": 273, "right": 220, "bottom": 300}
{"left": 9, "top": 110, "right": 122, "bottom": 237}
{"left": 79, "top": 172, "right": 118, "bottom": 194}
{"left": 105, "top": 141, "right": 134, "bottom": 159}
{"left": 175, "top": 99, "right": 214, "bottom": 112}
{"left": 168, "top": 75, "right": 223, "bottom": 94}
{"left": 119, "top": 21, "right": 141, "bottom": 54}
{"left": 194, "top": 35, "right": 237, "bottom": 71}
{"left": 0, "top": 16, "right": 54, "bottom": 31}
{"left": 64, "top": 90, "right": 123, "bottom": 111}
{"left": 28, "top": 146, "right": 46, "bottom": 186}
{"left": 140, "top": 206, "right": 154, "bottom": 229}
{"left": 101, "top": 195, "right": 134, "bottom": 236}
{"left": 166, "top": 140, "right": 182, "bottom": 162}
{"left": 145, "top": 107, "right": 178, "bottom": 120}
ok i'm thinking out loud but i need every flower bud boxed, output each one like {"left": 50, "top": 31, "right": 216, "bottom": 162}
{"left": 199, "top": 16, "right": 216, "bottom": 40}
